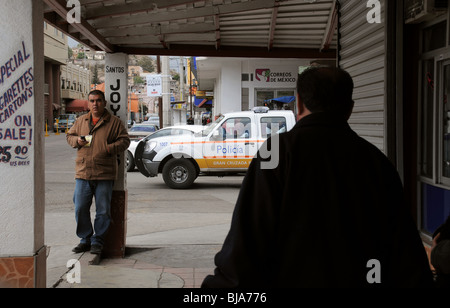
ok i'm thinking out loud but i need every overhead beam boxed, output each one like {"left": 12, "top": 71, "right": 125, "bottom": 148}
{"left": 43, "top": 0, "right": 115, "bottom": 52}
{"left": 321, "top": 0, "right": 338, "bottom": 51}
{"left": 84, "top": 0, "right": 203, "bottom": 20}
{"left": 44, "top": 11, "right": 100, "bottom": 51}
{"left": 116, "top": 44, "right": 336, "bottom": 59}
{"left": 268, "top": 1, "right": 280, "bottom": 50}
{"left": 90, "top": 0, "right": 277, "bottom": 29}
{"left": 214, "top": 14, "right": 221, "bottom": 50}
{"left": 98, "top": 23, "right": 216, "bottom": 38}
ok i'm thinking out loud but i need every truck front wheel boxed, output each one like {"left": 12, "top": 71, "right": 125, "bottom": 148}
{"left": 162, "top": 158, "right": 196, "bottom": 189}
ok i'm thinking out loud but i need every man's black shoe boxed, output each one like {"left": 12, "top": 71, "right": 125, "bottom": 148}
{"left": 90, "top": 244, "right": 103, "bottom": 255}
{"left": 72, "top": 243, "right": 91, "bottom": 253}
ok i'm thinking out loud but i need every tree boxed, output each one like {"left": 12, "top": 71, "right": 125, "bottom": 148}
{"left": 133, "top": 76, "right": 145, "bottom": 85}
{"left": 136, "top": 56, "right": 155, "bottom": 73}
{"left": 92, "top": 64, "right": 100, "bottom": 85}
{"left": 68, "top": 47, "right": 73, "bottom": 59}
{"left": 172, "top": 73, "right": 180, "bottom": 81}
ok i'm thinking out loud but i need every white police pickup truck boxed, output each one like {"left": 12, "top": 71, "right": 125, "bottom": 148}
{"left": 134, "top": 107, "right": 296, "bottom": 189}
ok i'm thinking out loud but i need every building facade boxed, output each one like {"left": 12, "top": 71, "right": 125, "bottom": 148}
{"left": 61, "top": 62, "right": 91, "bottom": 115}
{"left": 338, "top": 0, "right": 450, "bottom": 249}
{"left": 43, "top": 21, "right": 67, "bottom": 131}
{"left": 196, "top": 57, "right": 311, "bottom": 117}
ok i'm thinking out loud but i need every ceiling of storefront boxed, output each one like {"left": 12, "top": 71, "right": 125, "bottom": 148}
{"left": 43, "top": 0, "right": 337, "bottom": 59}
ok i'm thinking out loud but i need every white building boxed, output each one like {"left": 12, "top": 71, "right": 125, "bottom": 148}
{"left": 196, "top": 57, "right": 316, "bottom": 117}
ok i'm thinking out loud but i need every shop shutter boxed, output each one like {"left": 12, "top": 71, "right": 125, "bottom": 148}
{"left": 339, "top": 0, "right": 386, "bottom": 152}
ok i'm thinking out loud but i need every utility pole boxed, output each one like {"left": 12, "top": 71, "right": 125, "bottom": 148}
{"left": 162, "top": 56, "right": 171, "bottom": 128}
{"left": 157, "top": 55, "right": 163, "bottom": 129}
{"left": 179, "top": 56, "right": 184, "bottom": 102}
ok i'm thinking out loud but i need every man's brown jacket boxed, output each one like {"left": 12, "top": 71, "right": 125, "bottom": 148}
{"left": 67, "top": 110, "right": 130, "bottom": 180}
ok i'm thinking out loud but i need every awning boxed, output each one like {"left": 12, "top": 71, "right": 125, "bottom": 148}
{"left": 66, "top": 99, "right": 89, "bottom": 112}
{"left": 265, "top": 96, "right": 296, "bottom": 104}
{"left": 194, "top": 97, "right": 213, "bottom": 107}
{"left": 53, "top": 103, "right": 61, "bottom": 110}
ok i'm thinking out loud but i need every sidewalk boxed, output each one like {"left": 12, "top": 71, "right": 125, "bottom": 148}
{"left": 44, "top": 132, "right": 234, "bottom": 289}
{"left": 51, "top": 245, "right": 219, "bottom": 288}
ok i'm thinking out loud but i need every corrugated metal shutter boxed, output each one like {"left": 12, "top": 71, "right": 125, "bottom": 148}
{"left": 339, "top": 0, "right": 386, "bottom": 152}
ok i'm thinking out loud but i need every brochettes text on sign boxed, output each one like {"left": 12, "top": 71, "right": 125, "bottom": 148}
{"left": 0, "top": 0, "right": 46, "bottom": 288}
{"left": 0, "top": 41, "right": 34, "bottom": 167}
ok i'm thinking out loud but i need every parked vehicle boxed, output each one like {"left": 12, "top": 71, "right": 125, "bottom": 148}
{"left": 126, "top": 125, "right": 205, "bottom": 172}
{"left": 54, "top": 114, "right": 77, "bottom": 133}
{"left": 134, "top": 107, "right": 296, "bottom": 189}
{"left": 145, "top": 116, "right": 160, "bottom": 126}
{"left": 128, "top": 123, "right": 159, "bottom": 140}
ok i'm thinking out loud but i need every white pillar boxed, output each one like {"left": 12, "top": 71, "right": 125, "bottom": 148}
{"left": 220, "top": 61, "right": 242, "bottom": 113}
{"left": 0, "top": 0, "right": 45, "bottom": 288}
{"left": 104, "top": 53, "right": 128, "bottom": 190}
{"left": 104, "top": 53, "right": 128, "bottom": 257}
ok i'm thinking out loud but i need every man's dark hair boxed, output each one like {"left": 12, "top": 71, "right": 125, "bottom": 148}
{"left": 88, "top": 90, "right": 106, "bottom": 102}
{"left": 297, "top": 66, "right": 354, "bottom": 117}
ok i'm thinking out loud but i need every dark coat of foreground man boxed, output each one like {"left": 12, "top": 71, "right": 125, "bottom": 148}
{"left": 202, "top": 67, "right": 434, "bottom": 288}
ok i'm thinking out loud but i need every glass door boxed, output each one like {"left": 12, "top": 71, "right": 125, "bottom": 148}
{"left": 255, "top": 89, "right": 296, "bottom": 113}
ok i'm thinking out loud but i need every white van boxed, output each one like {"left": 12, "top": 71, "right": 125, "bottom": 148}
{"left": 134, "top": 107, "right": 296, "bottom": 189}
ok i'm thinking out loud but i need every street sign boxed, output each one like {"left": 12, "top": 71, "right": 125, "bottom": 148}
{"left": 147, "top": 74, "right": 162, "bottom": 97}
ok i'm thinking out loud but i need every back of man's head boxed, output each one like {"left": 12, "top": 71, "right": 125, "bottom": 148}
{"left": 297, "top": 67, "right": 354, "bottom": 118}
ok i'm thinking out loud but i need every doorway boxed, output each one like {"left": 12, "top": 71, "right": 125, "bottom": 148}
{"left": 255, "top": 89, "right": 296, "bottom": 112}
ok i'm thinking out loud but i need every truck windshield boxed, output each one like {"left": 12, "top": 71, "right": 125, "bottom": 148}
{"left": 197, "top": 114, "right": 224, "bottom": 136}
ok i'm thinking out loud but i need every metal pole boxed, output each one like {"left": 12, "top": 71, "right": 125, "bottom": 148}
{"left": 157, "top": 55, "right": 163, "bottom": 129}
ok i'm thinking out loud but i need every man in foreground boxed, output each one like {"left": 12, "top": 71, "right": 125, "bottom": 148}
{"left": 202, "top": 67, "right": 433, "bottom": 287}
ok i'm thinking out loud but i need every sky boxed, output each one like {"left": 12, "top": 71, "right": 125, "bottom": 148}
{"left": 68, "top": 37, "right": 78, "bottom": 48}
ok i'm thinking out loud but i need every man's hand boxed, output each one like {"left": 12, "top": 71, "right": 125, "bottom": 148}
{"left": 77, "top": 136, "right": 88, "bottom": 147}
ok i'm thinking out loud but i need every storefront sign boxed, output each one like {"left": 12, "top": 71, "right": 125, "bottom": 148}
{"left": 196, "top": 90, "right": 214, "bottom": 98}
{"left": 0, "top": 40, "right": 34, "bottom": 168}
{"left": 255, "top": 68, "right": 297, "bottom": 83}
{"left": 0, "top": 0, "right": 39, "bottom": 258}
{"left": 105, "top": 53, "right": 127, "bottom": 122}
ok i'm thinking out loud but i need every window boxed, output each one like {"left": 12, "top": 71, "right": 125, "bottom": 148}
{"left": 417, "top": 18, "right": 450, "bottom": 237}
{"left": 441, "top": 64, "right": 450, "bottom": 180}
{"left": 242, "top": 88, "right": 249, "bottom": 111}
{"left": 256, "top": 89, "right": 296, "bottom": 112}
{"left": 418, "top": 59, "right": 450, "bottom": 235}
{"left": 422, "top": 21, "right": 446, "bottom": 53}
{"left": 260, "top": 117, "right": 287, "bottom": 138}
{"left": 220, "top": 117, "right": 251, "bottom": 140}
{"left": 256, "top": 91, "right": 274, "bottom": 107}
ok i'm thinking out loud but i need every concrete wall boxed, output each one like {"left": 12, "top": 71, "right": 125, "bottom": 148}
{"left": 0, "top": 0, "right": 45, "bottom": 288}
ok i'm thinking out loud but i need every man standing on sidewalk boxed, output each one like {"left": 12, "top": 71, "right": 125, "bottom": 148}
{"left": 66, "top": 90, "right": 130, "bottom": 255}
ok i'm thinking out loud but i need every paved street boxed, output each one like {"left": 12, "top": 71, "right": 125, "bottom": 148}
{"left": 44, "top": 133, "right": 242, "bottom": 287}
